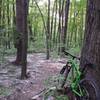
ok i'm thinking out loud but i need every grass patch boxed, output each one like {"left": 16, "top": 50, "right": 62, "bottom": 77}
{"left": 0, "top": 87, "right": 12, "bottom": 97}
{"left": 44, "top": 90, "right": 69, "bottom": 100}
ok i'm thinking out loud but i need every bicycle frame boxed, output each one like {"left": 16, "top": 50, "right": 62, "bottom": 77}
{"left": 60, "top": 51, "right": 85, "bottom": 97}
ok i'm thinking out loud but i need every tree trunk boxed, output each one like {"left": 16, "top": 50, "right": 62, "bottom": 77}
{"left": 0, "top": 0, "right": 2, "bottom": 25}
{"left": 53, "top": 0, "right": 58, "bottom": 47}
{"left": 15, "top": 0, "right": 23, "bottom": 65}
{"left": 16, "top": 0, "right": 29, "bottom": 79}
{"left": 80, "top": 0, "right": 100, "bottom": 99}
{"left": 46, "top": 0, "right": 50, "bottom": 59}
{"left": 21, "top": 0, "right": 29, "bottom": 79}
{"left": 61, "top": 0, "right": 70, "bottom": 52}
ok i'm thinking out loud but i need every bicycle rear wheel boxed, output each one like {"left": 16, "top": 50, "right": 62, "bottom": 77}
{"left": 77, "top": 79, "right": 98, "bottom": 100}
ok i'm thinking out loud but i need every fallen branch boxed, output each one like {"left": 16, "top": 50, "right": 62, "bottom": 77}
{"left": 32, "top": 87, "right": 56, "bottom": 100}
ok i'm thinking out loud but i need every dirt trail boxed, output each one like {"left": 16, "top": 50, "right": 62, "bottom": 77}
{"left": 0, "top": 53, "right": 67, "bottom": 100}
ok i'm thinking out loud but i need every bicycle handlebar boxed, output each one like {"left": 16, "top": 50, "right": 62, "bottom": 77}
{"left": 64, "top": 51, "right": 80, "bottom": 60}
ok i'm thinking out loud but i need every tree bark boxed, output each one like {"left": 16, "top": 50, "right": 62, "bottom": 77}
{"left": 15, "top": 0, "right": 23, "bottom": 65}
{"left": 21, "top": 0, "right": 29, "bottom": 79}
{"left": 16, "top": 0, "right": 29, "bottom": 79}
{"left": 46, "top": 0, "right": 50, "bottom": 59}
{"left": 80, "top": 0, "right": 100, "bottom": 99}
{"left": 61, "top": 0, "right": 70, "bottom": 52}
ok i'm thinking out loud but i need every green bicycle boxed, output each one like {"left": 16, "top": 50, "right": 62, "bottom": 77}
{"left": 60, "top": 51, "right": 98, "bottom": 100}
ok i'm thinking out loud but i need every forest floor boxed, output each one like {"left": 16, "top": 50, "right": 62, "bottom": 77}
{"left": 0, "top": 53, "right": 67, "bottom": 100}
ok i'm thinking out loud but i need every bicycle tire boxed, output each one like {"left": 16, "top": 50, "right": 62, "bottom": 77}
{"left": 77, "top": 79, "right": 99, "bottom": 100}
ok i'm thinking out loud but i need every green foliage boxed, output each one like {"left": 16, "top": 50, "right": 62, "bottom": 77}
{"left": 5, "top": 48, "right": 16, "bottom": 55}
{"left": 0, "top": 87, "right": 12, "bottom": 97}
{"left": 44, "top": 74, "right": 70, "bottom": 100}
{"left": 44, "top": 74, "right": 64, "bottom": 89}
{"left": 68, "top": 47, "right": 80, "bottom": 56}
{"left": 0, "top": 48, "right": 5, "bottom": 64}
{"left": 44, "top": 89, "right": 69, "bottom": 100}
{"left": 55, "top": 95, "right": 69, "bottom": 100}
{"left": 50, "top": 47, "right": 60, "bottom": 58}
{"left": 28, "top": 35, "right": 46, "bottom": 53}
{"left": 0, "top": 0, "right": 87, "bottom": 56}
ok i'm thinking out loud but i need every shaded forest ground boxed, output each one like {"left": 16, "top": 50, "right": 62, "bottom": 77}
{"left": 0, "top": 53, "right": 67, "bottom": 100}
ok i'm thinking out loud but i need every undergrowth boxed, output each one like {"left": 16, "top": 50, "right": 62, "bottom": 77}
{"left": 0, "top": 87, "right": 12, "bottom": 97}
